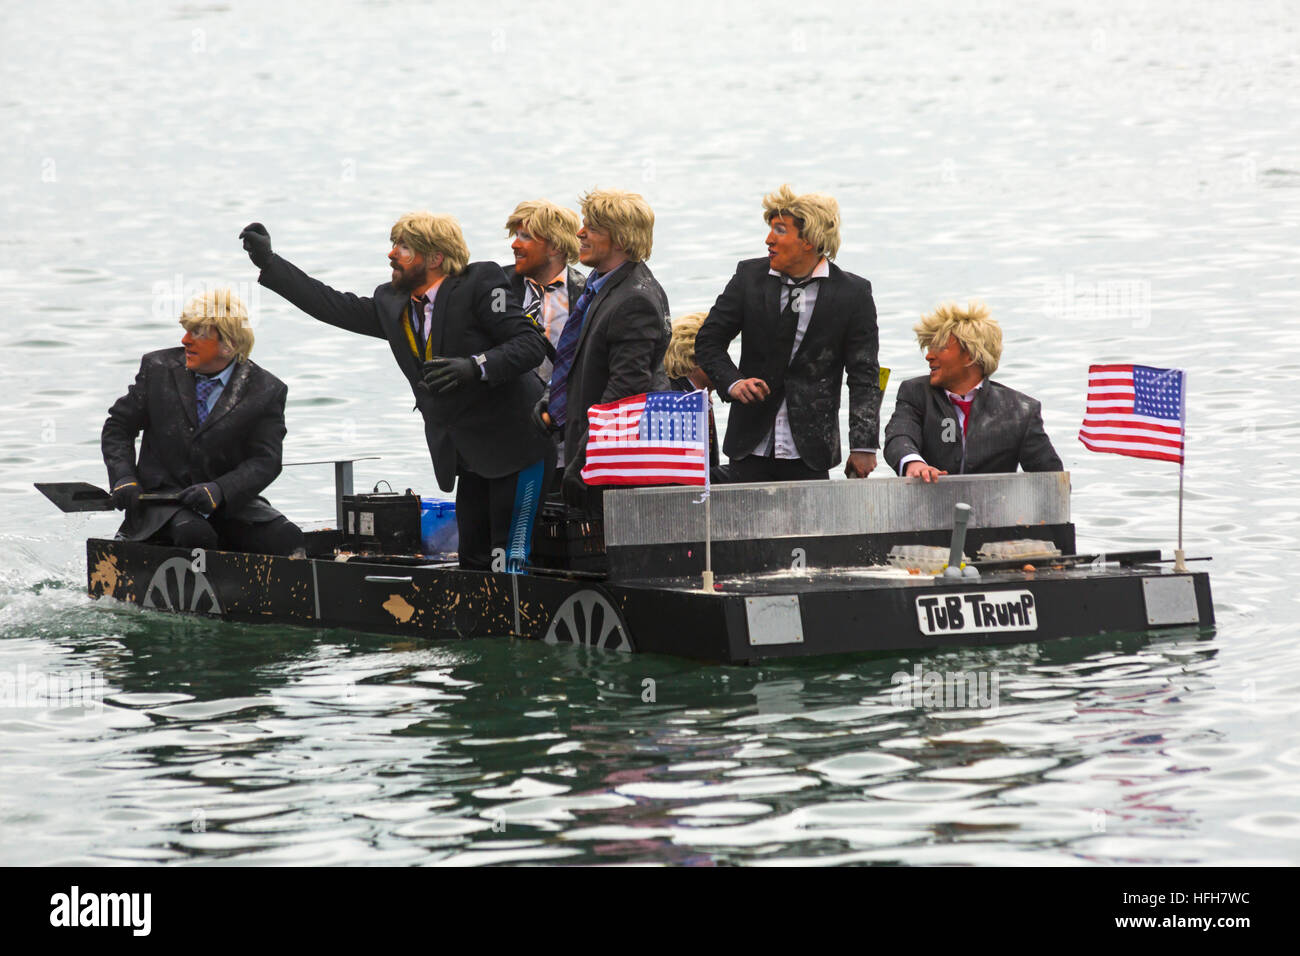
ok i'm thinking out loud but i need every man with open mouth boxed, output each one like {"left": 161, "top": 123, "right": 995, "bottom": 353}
{"left": 694, "top": 184, "right": 883, "bottom": 483}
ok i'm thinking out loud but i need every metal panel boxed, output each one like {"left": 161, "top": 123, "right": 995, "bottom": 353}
{"left": 1142, "top": 575, "right": 1201, "bottom": 626}
{"left": 745, "top": 595, "right": 804, "bottom": 646}
{"left": 604, "top": 473, "right": 1071, "bottom": 547}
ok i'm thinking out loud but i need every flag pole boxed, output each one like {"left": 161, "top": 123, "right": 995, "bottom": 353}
{"left": 1174, "top": 369, "right": 1188, "bottom": 572}
{"left": 702, "top": 390, "right": 712, "bottom": 590}
{"left": 702, "top": 492, "right": 713, "bottom": 591}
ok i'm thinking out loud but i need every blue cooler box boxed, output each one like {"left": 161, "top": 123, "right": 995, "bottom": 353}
{"left": 420, "top": 498, "right": 458, "bottom": 556}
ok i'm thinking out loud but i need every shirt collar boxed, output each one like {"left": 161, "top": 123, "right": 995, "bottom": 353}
{"left": 197, "top": 361, "right": 236, "bottom": 385}
{"left": 946, "top": 379, "right": 985, "bottom": 402}
{"left": 769, "top": 257, "right": 830, "bottom": 283}
{"left": 586, "top": 267, "right": 616, "bottom": 294}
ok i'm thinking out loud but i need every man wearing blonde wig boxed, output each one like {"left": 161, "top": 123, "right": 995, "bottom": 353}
{"left": 884, "top": 301, "right": 1061, "bottom": 480}
{"left": 240, "top": 215, "right": 552, "bottom": 570}
{"left": 695, "top": 185, "right": 882, "bottom": 482}
{"left": 501, "top": 199, "right": 586, "bottom": 383}
{"left": 535, "top": 188, "right": 670, "bottom": 510}
{"left": 102, "top": 289, "right": 304, "bottom": 555}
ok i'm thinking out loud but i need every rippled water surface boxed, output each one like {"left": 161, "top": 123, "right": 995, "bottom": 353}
{"left": 2, "top": 0, "right": 1298, "bottom": 865}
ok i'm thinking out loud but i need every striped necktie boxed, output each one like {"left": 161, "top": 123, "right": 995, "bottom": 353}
{"left": 546, "top": 279, "right": 600, "bottom": 428}
{"left": 410, "top": 295, "right": 430, "bottom": 348}
{"left": 523, "top": 278, "right": 544, "bottom": 325}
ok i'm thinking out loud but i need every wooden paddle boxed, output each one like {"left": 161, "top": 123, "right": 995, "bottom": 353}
{"left": 35, "top": 482, "right": 180, "bottom": 513}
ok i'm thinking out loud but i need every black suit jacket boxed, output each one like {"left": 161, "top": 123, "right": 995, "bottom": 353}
{"left": 694, "top": 257, "right": 882, "bottom": 472}
{"left": 554, "top": 261, "right": 671, "bottom": 504}
{"left": 259, "top": 254, "right": 552, "bottom": 492}
{"left": 101, "top": 348, "right": 288, "bottom": 541}
{"left": 884, "top": 375, "right": 1063, "bottom": 475}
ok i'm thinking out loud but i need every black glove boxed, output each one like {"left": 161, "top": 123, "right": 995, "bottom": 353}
{"left": 179, "top": 481, "right": 223, "bottom": 514}
{"left": 239, "top": 222, "right": 273, "bottom": 269}
{"left": 532, "top": 396, "right": 557, "bottom": 434}
{"left": 111, "top": 479, "right": 141, "bottom": 514}
{"left": 420, "top": 357, "right": 479, "bottom": 394}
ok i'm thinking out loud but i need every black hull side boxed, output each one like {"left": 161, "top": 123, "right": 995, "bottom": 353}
{"left": 86, "top": 538, "right": 1215, "bottom": 664}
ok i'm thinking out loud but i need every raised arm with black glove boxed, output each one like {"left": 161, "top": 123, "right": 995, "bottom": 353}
{"left": 239, "top": 222, "right": 273, "bottom": 269}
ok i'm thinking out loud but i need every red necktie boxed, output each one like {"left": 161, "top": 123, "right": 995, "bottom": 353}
{"left": 950, "top": 395, "right": 973, "bottom": 435}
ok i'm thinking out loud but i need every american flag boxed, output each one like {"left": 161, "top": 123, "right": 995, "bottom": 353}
{"left": 581, "top": 390, "right": 710, "bottom": 487}
{"left": 1079, "top": 363, "right": 1186, "bottom": 464}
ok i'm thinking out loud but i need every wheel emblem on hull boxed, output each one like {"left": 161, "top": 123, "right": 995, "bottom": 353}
{"left": 544, "top": 589, "right": 633, "bottom": 653}
{"left": 143, "top": 557, "right": 222, "bottom": 615}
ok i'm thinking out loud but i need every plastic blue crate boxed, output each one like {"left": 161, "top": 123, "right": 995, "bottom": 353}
{"left": 419, "top": 498, "right": 458, "bottom": 556}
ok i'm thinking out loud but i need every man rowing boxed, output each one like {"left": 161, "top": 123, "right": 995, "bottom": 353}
{"left": 101, "top": 289, "right": 304, "bottom": 555}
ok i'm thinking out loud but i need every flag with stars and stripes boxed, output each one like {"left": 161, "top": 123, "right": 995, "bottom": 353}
{"left": 581, "top": 390, "right": 710, "bottom": 487}
{"left": 1079, "top": 364, "right": 1186, "bottom": 464}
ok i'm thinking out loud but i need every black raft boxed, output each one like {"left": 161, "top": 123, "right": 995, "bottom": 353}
{"left": 84, "top": 472, "right": 1214, "bottom": 663}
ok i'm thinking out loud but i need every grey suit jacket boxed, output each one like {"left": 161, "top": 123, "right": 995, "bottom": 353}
{"left": 552, "top": 260, "right": 671, "bottom": 507}
{"left": 102, "top": 348, "right": 289, "bottom": 541}
{"left": 884, "top": 375, "right": 1063, "bottom": 475}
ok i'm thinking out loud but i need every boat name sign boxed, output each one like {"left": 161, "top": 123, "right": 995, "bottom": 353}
{"left": 916, "top": 590, "right": 1038, "bottom": 636}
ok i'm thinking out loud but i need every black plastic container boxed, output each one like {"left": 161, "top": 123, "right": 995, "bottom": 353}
{"left": 340, "top": 491, "right": 421, "bottom": 554}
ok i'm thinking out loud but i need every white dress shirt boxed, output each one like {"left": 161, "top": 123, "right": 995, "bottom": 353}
{"left": 731, "top": 259, "right": 876, "bottom": 459}
{"left": 524, "top": 269, "right": 570, "bottom": 384}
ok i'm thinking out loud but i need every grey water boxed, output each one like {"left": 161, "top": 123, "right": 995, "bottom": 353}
{"left": 1, "top": 0, "right": 1298, "bottom": 865}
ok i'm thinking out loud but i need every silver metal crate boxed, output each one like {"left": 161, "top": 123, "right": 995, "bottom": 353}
{"left": 603, "top": 473, "right": 1071, "bottom": 547}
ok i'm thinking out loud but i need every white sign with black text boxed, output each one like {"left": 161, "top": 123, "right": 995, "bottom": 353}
{"left": 916, "top": 590, "right": 1038, "bottom": 636}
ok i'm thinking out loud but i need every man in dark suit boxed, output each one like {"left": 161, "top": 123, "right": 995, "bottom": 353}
{"left": 239, "top": 213, "right": 552, "bottom": 570}
{"left": 534, "top": 189, "right": 671, "bottom": 511}
{"left": 501, "top": 199, "right": 586, "bottom": 385}
{"left": 695, "top": 185, "right": 882, "bottom": 483}
{"left": 102, "top": 289, "right": 303, "bottom": 556}
{"left": 884, "top": 301, "right": 1062, "bottom": 479}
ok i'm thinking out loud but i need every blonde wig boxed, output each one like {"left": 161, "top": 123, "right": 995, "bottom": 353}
{"left": 179, "top": 288, "right": 254, "bottom": 362}
{"left": 579, "top": 188, "right": 655, "bottom": 262}
{"left": 762, "top": 184, "right": 842, "bottom": 260}
{"left": 390, "top": 211, "right": 470, "bottom": 276}
{"left": 913, "top": 301, "right": 1003, "bottom": 378}
{"left": 505, "top": 200, "right": 581, "bottom": 264}
{"left": 663, "top": 311, "right": 709, "bottom": 380}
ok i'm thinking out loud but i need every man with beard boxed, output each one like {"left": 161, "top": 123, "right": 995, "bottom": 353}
{"left": 501, "top": 199, "right": 586, "bottom": 385}
{"left": 239, "top": 214, "right": 552, "bottom": 571}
